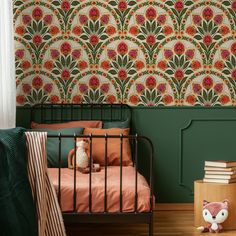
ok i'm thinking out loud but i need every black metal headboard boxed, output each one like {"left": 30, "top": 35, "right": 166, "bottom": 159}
{"left": 30, "top": 103, "right": 132, "bottom": 124}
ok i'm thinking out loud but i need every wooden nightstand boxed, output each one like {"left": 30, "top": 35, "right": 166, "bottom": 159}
{"left": 194, "top": 180, "right": 236, "bottom": 229}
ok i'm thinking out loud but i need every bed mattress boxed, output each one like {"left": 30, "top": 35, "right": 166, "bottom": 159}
{"left": 48, "top": 166, "right": 151, "bottom": 213}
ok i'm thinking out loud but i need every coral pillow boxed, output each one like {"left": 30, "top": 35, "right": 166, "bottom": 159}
{"left": 83, "top": 128, "right": 132, "bottom": 166}
{"left": 31, "top": 120, "right": 102, "bottom": 129}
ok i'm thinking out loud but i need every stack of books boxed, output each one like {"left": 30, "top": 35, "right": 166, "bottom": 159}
{"left": 203, "top": 161, "right": 236, "bottom": 184}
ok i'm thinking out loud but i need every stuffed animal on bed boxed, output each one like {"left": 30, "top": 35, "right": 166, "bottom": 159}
{"left": 68, "top": 139, "right": 100, "bottom": 173}
{"left": 197, "top": 200, "right": 229, "bottom": 233}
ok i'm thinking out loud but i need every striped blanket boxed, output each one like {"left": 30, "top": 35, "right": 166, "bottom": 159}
{"left": 26, "top": 132, "right": 66, "bottom": 236}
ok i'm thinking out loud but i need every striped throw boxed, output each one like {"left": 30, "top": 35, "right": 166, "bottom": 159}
{"left": 25, "top": 132, "right": 66, "bottom": 236}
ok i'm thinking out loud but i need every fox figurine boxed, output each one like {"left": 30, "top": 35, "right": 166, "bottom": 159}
{"left": 197, "top": 200, "right": 229, "bottom": 233}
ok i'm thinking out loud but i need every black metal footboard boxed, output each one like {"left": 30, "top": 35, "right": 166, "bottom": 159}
{"left": 47, "top": 134, "right": 154, "bottom": 236}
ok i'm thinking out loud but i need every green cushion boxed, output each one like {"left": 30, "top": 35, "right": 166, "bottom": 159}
{"left": 103, "top": 118, "right": 130, "bottom": 129}
{"left": 31, "top": 127, "right": 83, "bottom": 167}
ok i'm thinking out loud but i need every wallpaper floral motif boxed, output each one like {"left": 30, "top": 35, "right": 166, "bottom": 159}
{"left": 14, "top": 0, "right": 236, "bottom": 106}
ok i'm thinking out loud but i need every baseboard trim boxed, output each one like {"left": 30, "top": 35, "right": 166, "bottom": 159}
{"left": 155, "top": 203, "right": 193, "bottom": 211}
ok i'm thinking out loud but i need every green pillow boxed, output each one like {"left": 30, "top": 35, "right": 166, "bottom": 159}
{"left": 31, "top": 127, "right": 83, "bottom": 167}
{"left": 103, "top": 118, "right": 130, "bottom": 129}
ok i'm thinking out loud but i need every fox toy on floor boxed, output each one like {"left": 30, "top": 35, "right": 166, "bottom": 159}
{"left": 197, "top": 200, "right": 229, "bottom": 233}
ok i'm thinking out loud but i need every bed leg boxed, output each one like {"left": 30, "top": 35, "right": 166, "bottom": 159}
{"left": 149, "top": 214, "right": 154, "bottom": 236}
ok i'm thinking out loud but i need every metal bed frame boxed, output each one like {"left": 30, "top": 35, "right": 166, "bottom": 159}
{"left": 31, "top": 103, "right": 154, "bottom": 236}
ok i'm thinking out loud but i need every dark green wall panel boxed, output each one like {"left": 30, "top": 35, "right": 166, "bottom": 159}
{"left": 16, "top": 107, "right": 236, "bottom": 203}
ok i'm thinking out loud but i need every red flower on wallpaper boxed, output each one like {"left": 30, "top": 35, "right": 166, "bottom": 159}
{"left": 118, "top": 0, "right": 127, "bottom": 12}
{"left": 43, "top": 15, "right": 53, "bottom": 25}
{"left": 191, "top": 60, "right": 201, "bottom": 70}
{"left": 44, "top": 60, "right": 54, "bottom": 70}
{"left": 136, "top": 15, "right": 145, "bottom": 25}
{"left": 232, "top": 69, "right": 236, "bottom": 80}
{"left": 106, "top": 26, "right": 116, "bottom": 35}
{"left": 50, "top": 95, "right": 59, "bottom": 104}
{"left": 50, "top": 49, "right": 60, "bottom": 59}
{"left": 106, "top": 94, "right": 116, "bottom": 104}
{"left": 129, "top": 49, "right": 138, "bottom": 59}
{"left": 231, "top": 42, "right": 236, "bottom": 55}
{"left": 16, "top": 95, "right": 25, "bottom": 104}
{"left": 15, "top": 26, "right": 25, "bottom": 36}
{"left": 89, "top": 7, "right": 100, "bottom": 20}
{"left": 192, "top": 83, "right": 202, "bottom": 94}
{"left": 157, "top": 15, "right": 167, "bottom": 25}
{"left": 214, "top": 83, "right": 223, "bottom": 94}
{"left": 203, "top": 34, "right": 212, "bottom": 46}
{"left": 174, "top": 42, "right": 185, "bottom": 55}
{"left": 221, "top": 49, "right": 230, "bottom": 60}
{"left": 101, "top": 15, "right": 110, "bottom": 25}
{"left": 118, "top": 69, "right": 127, "bottom": 80}
{"left": 163, "top": 95, "right": 173, "bottom": 105}
{"left": 163, "top": 26, "right": 173, "bottom": 36}
{"left": 72, "top": 95, "right": 82, "bottom": 103}
{"left": 164, "top": 49, "right": 173, "bottom": 59}
{"left": 220, "top": 26, "right": 230, "bottom": 36}
{"left": 101, "top": 61, "right": 110, "bottom": 70}
{"left": 220, "top": 95, "right": 230, "bottom": 104}
{"left": 50, "top": 26, "right": 60, "bottom": 36}
{"left": 214, "top": 60, "right": 224, "bottom": 70}
{"left": 43, "top": 83, "right": 53, "bottom": 94}
{"left": 136, "top": 83, "right": 145, "bottom": 94}
{"left": 214, "top": 15, "right": 223, "bottom": 25}
{"left": 78, "top": 61, "right": 88, "bottom": 70}
{"left": 146, "top": 76, "right": 156, "bottom": 89}
{"left": 146, "top": 7, "right": 157, "bottom": 21}
{"left": 202, "top": 7, "right": 213, "bottom": 21}
{"left": 22, "top": 83, "right": 32, "bottom": 94}
{"left": 202, "top": 76, "right": 213, "bottom": 89}
{"left": 107, "top": 49, "right": 117, "bottom": 59}
{"left": 21, "top": 60, "right": 31, "bottom": 70}
{"left": 32, "top": 7, "right": 43, "bottom": 21}
{"left": 15, "top": 49, "right": 24, "bottom": 59}
{"left": 135, "top": 60, "right": 145, "bottom": 70}
{"left": 79, "top": 15, "right": 88, "bottom": 25}
{"left": 61, "top": 69, "right": 71, "bottom": 80}
{"left": 157, "top": 83, "right": 166, "bottom": 93}
{"left": 22, "top": 15, "right": 31, "bottom": 25}
{"left": 146, "top": 35, "right": 156, "bottom": 45}
{"left": 79, "top": 84, "right": 88, "bottom": 93}
{"left": 33, "top": 35, "right": 43, "bottom": 45}
{"left": 61, "top": 0, "right": 70, "bottom": 12}
{"left": 60, "top": 42, "right": 71, "bottom": 55}
{"left": 32, "top": 76, "right": 43, "bottom": 89}
{"left": 117, "top": 42, "right": 128, "bottom": 55}
{"left": 72, "top": 26, "right": 82, "bottom": 36}
{"left": 232, "top": 0, "right": 236, "bottom": 11}
{"left": 186, "top": 95, "right": 196, "bottom": 105}
{"left": 72, "top": 49, "right": 81, "bottom": 60}
{"left": 157, "top": 60, "right": 167, "bottom": 71}
{"left": 192, "top": 15, "right": 202, "bottom": 25}
{"left": 174, "top": 1, "right": 184, "bottom": 11}
{"left": 90, "top": 35, "right": 99, "bottom": 46}
{"left": 129, "top": 26, "right": 138, "bottom": 36}
{"left": 100, "top": 83, "right": 110, "bottom": 93}
{"left": 174, "top": 69, "right": 184, "bottom": 81}
{"left": 186, "top": 26, "right": 196, "bottom": 36}
{"left": 89, "top": 76, "right": 100, "bottom": 89}
{"left": 129, "top": 95, "right": 139, "bottom": 105}
{"left": 185, "top": 49, "right": 195, "bottom": 60}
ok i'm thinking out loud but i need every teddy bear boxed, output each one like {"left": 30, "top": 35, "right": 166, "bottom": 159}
{"left": 197, "top": 200, "right": 229, "bottom": 233}
{"left": 68, "top": 139, "right": 100, "bottom": 173}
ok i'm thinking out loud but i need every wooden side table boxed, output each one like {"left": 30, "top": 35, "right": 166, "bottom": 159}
{"left": 194, "top": 180, "right": 236, "bottom": 229}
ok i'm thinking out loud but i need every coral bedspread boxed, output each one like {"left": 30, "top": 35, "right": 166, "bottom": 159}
{"left": 48, "top": 166, "right": 151, "bottom": 213}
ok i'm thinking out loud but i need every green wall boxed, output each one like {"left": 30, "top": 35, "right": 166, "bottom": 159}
{"left": 16, "top": 106, "right": 236, "bottom": 203}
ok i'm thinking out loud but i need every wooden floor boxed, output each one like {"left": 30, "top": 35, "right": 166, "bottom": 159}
{"left": 65, "top": 211, "right": 236, "bottom": 236}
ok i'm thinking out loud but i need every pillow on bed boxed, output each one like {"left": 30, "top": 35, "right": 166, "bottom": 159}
{"left": 83, "top": 128, "right": 132, "bottom": 166}
{"left": 31, "top": 127, "right": 83, "bottom": 168}
{"left": 31, "top": 120, "right": 102, "bottom": 129}
{"left": 103, "top": 118, "right": 130, "bottom": 129}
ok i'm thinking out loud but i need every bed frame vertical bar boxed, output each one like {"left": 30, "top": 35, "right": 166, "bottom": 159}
{"left": 89, "top": 134, "right": 93, "bottom": 212}
{"left": 73, "top": 134, "right": 77, "bottom": 212}
{"left": 120, "top": 134, "right": 123, "bottom": 212}
{"left": 104, "top": 134, "right": 108, "bottom": 212}
{"left": 135, "top": 134, "right": 138, "bottom": 212}
{"left": 58, "top": 133, "right": 61, "bottom": 207}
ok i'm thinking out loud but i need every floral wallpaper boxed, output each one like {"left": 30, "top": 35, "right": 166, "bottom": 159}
{"left": 14, "top": 0, "right": 236, "bottom": 106}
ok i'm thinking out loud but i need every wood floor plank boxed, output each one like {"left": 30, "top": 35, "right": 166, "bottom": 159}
{"left": 65, "top": 211, "right": 236, "bottom": 236}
